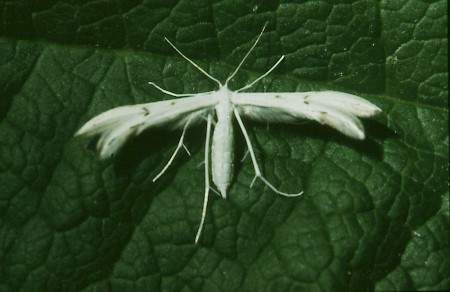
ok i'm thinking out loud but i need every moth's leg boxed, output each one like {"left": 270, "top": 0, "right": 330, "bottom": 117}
{"left": 153, "top": 119, "right": 191, "bottom": 182}
{"left": 233, "top": 109, "right": 303, "bottom": 197}
{"left": 210, "top": 187, "right": 222, "bottom": 197}
{"left": 199, "top": 114, "right": 217, "bottom": 126}
{"left": 195, "top": 114, "right": 213, "bottom": 243}
{"left": 240, "top": 150, "right": 249, "bottom": 163}
{"left": 182, "top": 144, "right": 191, "bottom": 156}
{"left": 149, "top": 82, "right": 213, "bottom": 97}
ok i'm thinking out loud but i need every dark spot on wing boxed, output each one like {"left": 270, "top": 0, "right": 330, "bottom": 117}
{"left": 130, "top": 122, "right": 144, "bottom": 130}
{"left": 303, "top": 95, "right": 310, "bottom": 104}
{"left": 275, "top": 95, "right": 281, "bottom": 99}
{"left": 142, "top": 107, "right": 150, "bottom": 116}
{"left": 318, "top": 111, "right": 330, "bottom": 124}
{"left": 170, "top": 101, "right": 176, "bottom": 105}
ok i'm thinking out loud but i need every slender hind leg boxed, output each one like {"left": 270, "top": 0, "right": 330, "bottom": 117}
{"left": 234, "top": 109, "right": 303, "bottom": 197}
{"left": 195, "top": 114, "right": 213, "bottom": 243}
{"left": 153, "top": 119, "right": 191, "bottom": 182}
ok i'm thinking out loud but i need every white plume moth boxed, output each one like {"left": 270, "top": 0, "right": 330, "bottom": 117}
{"left": 75, "top": 24, "right": 381, "bottom": 243}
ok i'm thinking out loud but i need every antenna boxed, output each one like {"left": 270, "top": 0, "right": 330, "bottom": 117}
{"left": 236, "top": 55, "right": 285, "bottom": 92}
{"left": 225, "top": 22, "right": 269, "bottom": 85}
{"left": 165, "top": 38, "right": 222, "bottom": 87}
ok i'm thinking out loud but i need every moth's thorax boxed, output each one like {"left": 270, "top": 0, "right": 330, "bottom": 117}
{"left": 215, "top": 87, "right": 233, "bottom": 114}
{"left": 216, "top": 84, "right": 233, "bottom": 99}
{"left": 211, "top": 85, "right": 234, "bottom": 198}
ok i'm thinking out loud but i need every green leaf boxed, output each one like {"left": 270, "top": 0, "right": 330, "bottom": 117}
{"left": 0, "top": 0, "right": 447, "bottom": 291}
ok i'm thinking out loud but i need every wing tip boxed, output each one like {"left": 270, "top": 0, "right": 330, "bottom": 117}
{"left": 74, "top": 126, "right": 88, "bottom": 137}
{"left": 360, "top": 104, "right": 383, "bottom": 118}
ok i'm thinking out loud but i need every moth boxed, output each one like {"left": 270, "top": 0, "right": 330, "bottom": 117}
{"left": 75, "top": 25, "right": 381, "bottom": 243}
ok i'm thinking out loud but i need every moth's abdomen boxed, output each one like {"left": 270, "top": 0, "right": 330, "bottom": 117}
{"left": 211, "top": 112, "right": 234, "bottom": 198}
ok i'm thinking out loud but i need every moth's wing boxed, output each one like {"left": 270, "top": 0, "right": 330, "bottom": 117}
{"left": 232, "top": 91, "right": 381, "bottom": 139}
{"left": 76, "top": 93, "right": 219, "bottom": 159}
